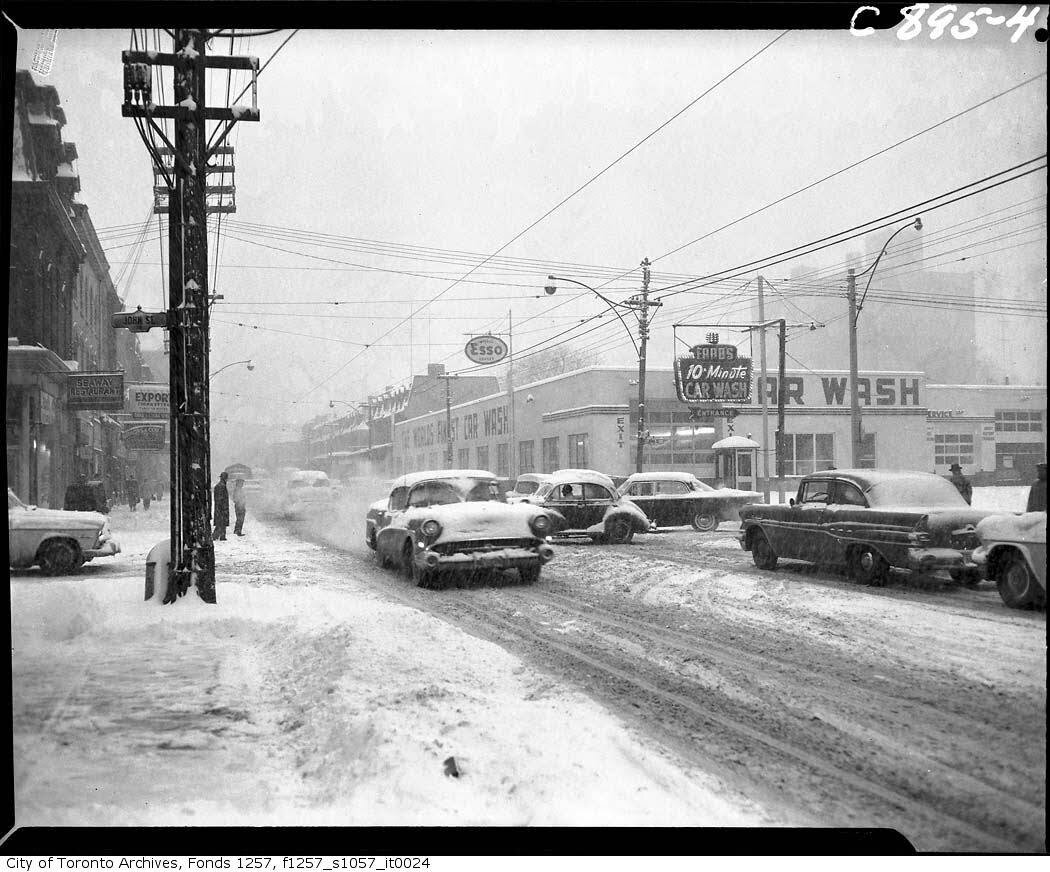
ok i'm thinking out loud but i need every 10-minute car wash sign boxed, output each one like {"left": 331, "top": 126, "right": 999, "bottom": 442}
{"left": 464, "top": 335, "right": 508, "bottom": 365}
{"left": 675, "top": 343, "right": 753, "bottom": 403}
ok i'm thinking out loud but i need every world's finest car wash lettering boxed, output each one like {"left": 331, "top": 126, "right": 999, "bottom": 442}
{"left": 412, "top": 404, "right": 511, "bottom": 448}
{"left": 754, "top": 375, "right": 922, "bottom": 406}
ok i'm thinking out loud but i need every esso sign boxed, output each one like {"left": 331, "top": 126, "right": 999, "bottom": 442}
{"left": 464, "top": 335, "right": 508, "bottom": 365}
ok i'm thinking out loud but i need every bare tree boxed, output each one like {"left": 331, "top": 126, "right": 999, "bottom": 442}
{"left": 505, "top": 344, "right": 602, "bottom": 387}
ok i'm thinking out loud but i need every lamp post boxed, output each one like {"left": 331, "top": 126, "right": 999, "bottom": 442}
{"left": 209, "top": 359, "right": 254, "bottom": 381}
{"left": 846, "top": 217, "right": 922, "bottom": 467}
{"left": 545, "top": 259, "right": 660, "bottom": 473}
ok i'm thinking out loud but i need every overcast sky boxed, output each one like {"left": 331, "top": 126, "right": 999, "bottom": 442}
{"left": 12, "top": 14, "right": 1047, "bottom": 465}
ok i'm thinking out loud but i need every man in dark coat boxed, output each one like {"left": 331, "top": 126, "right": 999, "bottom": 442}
{"left": 1026, "top": 462, "right": 1047, "bottom": 513}
{"left": 213, "top": 471, "right": 230, "bottom": 541}
{"left": 126, "top": 476, "right": 140, "bottom": 511}
{"left": 949, "top": 463, "right": 973, "bottom": 505}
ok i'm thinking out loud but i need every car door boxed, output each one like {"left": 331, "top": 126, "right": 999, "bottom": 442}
{"left": 624, "top": 480, "right": 658, "bottom": 524}
{"left": 783, "top": 479, "right": 831, "bottom": 561}
{"left": 822, "top": 480, "right": 869, "bottom": 565}
{"left": 545, "top": 482, "right": 593, "bottom": 531}
{"left": 656, "top": 479, "right": 694, "bottom": 526}
{"left": 582, "top": 483, "right": 618, "bottom": 528}
{"left": 376, "top": 486, "right": 409, "bottom": 559}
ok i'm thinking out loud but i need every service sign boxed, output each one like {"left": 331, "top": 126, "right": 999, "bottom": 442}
{"left": 127, "top": 383, "right": 170, "bottom": 418}
{"left": 67, "top": 372, "right": 125, "bottom": 411}
{"left": 122, "top": 421, "right": 167, "bottom": 451}
{"left": 675, "top": 355, "right": 753, "bottom": 403}
{"left": 464, "top": 335, "right": 508, "bottom": 365}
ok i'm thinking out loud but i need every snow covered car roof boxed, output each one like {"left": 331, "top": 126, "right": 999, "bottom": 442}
{"left": 515, "top": 473, "right": 552, "bottom": 483}
{"left": 545, "top": 469, "right": 617, "bottom": 489}
{"left": 977, "top": 511, "right": 1046, "bottom": 545}
{"left": 391, "top": 469, "right": 497, "bottom": 490}
{"left": 621, "top": 471, "right": 699, "bottom": 483}
{"left": 289, "top": 470, "right": 330, "bottom": 483}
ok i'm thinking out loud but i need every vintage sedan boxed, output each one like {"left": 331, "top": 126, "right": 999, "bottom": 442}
{"left": 8, "top": 488, "right": 121, "bottom": 575}
{"left": 528, "top": 469, "right": 651, "bottom": 544}
{"left": 365, "top": 469, "right": 555, "bottom": 589}
{"left": 618, "top": 471, "right": 762, "bottom": 532}
{"left": 972, "top": 511, "right": 1046, "bottom": 609}
{"left": 505, "top": 473, "right": 552, "bottom": 504}
{"left": 737, "top": 470, "right": 993, "bottom": 586}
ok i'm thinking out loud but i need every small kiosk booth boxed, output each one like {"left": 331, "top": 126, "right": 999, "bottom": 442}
{"left": 711, "top": 435, "right": 760, "bottom": 491}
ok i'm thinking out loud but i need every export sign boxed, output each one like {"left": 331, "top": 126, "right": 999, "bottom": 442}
{"left": 127, "top": 383, "right": 170, "bottom": 418}
{"left": 122, "top": 421, "right": 167, "bottom": 451}
{"left": 67, "top": 372, "right": 125, "bottom": 411}
{"left": 675, "top": 357, "right": 753, "bottom": 403}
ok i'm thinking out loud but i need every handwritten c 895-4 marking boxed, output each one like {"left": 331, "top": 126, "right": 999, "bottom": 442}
{"left": 851, "top": 4, "right": 1044, "bottom": 42}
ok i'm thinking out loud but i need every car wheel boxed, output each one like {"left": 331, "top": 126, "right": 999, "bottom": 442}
{"left": 750, "top": 531, "right": 778, "bottom": 570}
{"left": 851, "top": 545, "right": 889, "bottom": 587}
{"left": 38, "top": 540, "right": 82, "bottom": 576}
{"left": 949, "top": 568, "right": 983, "bottom": 587}
{"left": 691, "top": 511, "right": 719, "bottom": 532}
{"left": 605, "top": 518, "right": 634, "bottom": 544}
{"left": 519, "top": 564, "right": 541, "bottom": 584}
{"left": 996, "top": 552, "right": 1037, "bottom": 609}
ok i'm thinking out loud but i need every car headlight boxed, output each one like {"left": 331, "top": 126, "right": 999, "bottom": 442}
{"left": 530, "top": 513, "right": 551, "bottom": 535}
{"left": 421, "top": 519, "right": 442, "bottom": 539}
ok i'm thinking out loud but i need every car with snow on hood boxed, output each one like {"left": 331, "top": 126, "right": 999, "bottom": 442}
{"left": 528, "top": 468, "right": 651, "bottom": 544}
{"left": 505, "top": 472, "right": 552, "bottom": 504}
{"left": 282, "top": 469, "right": 335, "bottom": 517}
{"left": 972, "top": 511, "right": 1046, "bottom": 609}
{"left": 617, "top": 471, "right": 762, "bottom": 532}
{"left": 365, "top": 469, "right": 555, "bottom": 589}
{"left": 8, "top": 488, "right": 121, "bottom": 575}
{"left": 737, "top": 469, "right": 994, "bottom": 586}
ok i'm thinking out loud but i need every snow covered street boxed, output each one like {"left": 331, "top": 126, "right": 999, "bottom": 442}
{"left": 10, "top": 503, "right": 777, "bottom": 828}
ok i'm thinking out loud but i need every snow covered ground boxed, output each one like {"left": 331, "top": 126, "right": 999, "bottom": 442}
{"left": 10, "top": 502, "right": 779, "bottom": 828}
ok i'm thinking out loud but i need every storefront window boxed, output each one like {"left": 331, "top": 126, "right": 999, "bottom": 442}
{"left": 782, "top": 433, "right": 836, "bottom": 475}
{"left": 519, "top": 440, "right": 534, "bottom": 474}
{"left": 476, "top": 445, "right": 490, "bottom": 470}
{"left": 995, "top": 410, "right": 1043, "bottom": 432}
{"left": 567, "top": 433, "right": 588, "bottom": 467}
{"left": 457, "top": 448, "right": 469, "bottom": 467}
{"left": 934, "top": 433, "right": 974, "bottom": 467}
{"left": 496, "top": 443, "right": 509, "bottom": 477}
{"left": 541, "top": 437, "right": 559, "bottom": 473}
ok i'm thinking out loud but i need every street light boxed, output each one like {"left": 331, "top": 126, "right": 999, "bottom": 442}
{"left": 209, "top": 359, "right": 254, "bottom": 380}
{"left": 545, "top": 260, "right": 659, "bottom": 473}
{"left": 846, "top": 216, "right": 922, "bottom": 467}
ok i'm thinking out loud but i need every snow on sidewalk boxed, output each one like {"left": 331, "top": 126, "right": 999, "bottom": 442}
{"left": 11, "top": 505, "right": 778, "bottom": 827}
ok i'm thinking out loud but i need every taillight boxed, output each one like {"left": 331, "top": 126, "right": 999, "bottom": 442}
{"left": 909, "top": 515, "right": 931, "bottom": 546}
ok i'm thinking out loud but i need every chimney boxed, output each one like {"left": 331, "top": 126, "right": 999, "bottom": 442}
{"left": 427, "top": 363, "right": 446, "bottom": 376}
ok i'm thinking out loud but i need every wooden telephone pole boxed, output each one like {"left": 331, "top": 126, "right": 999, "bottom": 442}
{"left": 121, "top": 30, "right": 259, "bottom": 603}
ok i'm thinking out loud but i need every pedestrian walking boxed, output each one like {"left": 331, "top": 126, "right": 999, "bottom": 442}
{"left": 126, "top": 476, "right": 140, "bottom": 512}
{"left": 213, "top": 471, "right": 230, "bottom": 541}
{"left": 142, "top": 480, "right": 152, "bottom": 511}
{"left": 1026, "top": 462, "right": 1046, "bottom": 513}
{"left": 948, "top": 463, "right": 973, "bottom": 505}
{"left": 232, "top": 478, "right": 247, "bottom": 536}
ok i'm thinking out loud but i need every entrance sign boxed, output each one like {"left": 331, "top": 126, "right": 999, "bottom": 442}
{"left": 67, "top": 372, "right": 125, "bottom": 411}
{"left": 123, "top": 421, "right": 167, "bottom": 451}
{"left": 687, "top": 407, "right": 739, "bottom": 421}
{"left": 127, "top": 383, "right": 170, "bottom": 418}
{"left": 464, "top": 335, "right": 508, "bottom": 365}
{"left": 675, "top": 346, "right": 753, "bottom": 404}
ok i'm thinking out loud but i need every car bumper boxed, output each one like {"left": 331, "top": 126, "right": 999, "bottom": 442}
{"left": 84, "top": 539, "right": 121, "bottom": 560}
{"left": 905, "top": 547, "right": 980, "bottom": 574}
{"left": 416, "top": 544, "right": 555, "bottom": 572}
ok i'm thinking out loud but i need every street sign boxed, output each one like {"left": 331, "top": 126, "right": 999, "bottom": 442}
{"left": 464, "top": 335, "right": 508, "bottom": 365}
{"left": 687, "top": 407, "right": 739, "bottom": 421}
{"left": 111, "top": 307, "right": 168, "bottom": 333}
{"left": 123, "top": 421, "right": 167, "bottom": 451}
{"left": 67, "top": 372, "right": 125, "bottom": 411}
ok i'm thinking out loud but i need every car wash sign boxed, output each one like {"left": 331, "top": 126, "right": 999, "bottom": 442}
{"left": 675, "top": 344, "right": 753, "bottom": 403}
{"left": 66, "top": 372, "right": 125, "bottom": 411}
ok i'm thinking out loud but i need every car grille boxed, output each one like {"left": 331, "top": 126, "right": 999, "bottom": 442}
{"left": 432, "top": 537, "right": 535, "bottom": 555}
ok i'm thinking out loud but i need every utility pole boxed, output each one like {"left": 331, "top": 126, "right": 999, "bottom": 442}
{"left": 507, "top": 309, "right": 515, "bottom": 470}
{"left": 847, "top": 267, "right": 862, "bottom": 468}
{"left": 635, "top": 258, "right": 653, "bottom": 474}
{"left": 121, "top": 31, "right": 259, "bottom": 604}
{"left": 776, "top": 318, "right": 787, "bottom": 506}
{"left": 757, "top": 275, "right": 770, "bottom": 503}
{"left": 438, "top": 374, "right": 458, "bottom": 468}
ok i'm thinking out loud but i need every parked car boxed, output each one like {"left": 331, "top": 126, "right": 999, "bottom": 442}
{"left": 283, "top": 470, "right": 335, "bottom": 517}
{"left": 8, "top": 488, "right": 121, "bottom": 575}
{"left": 63, "top": 478, "right": 110, "bottom": 514}
{"left": 972, "top": 511, "right": 1047, "bottom": 609}
{"left": 737, "top": 469, "right": 993, "bottom": 586}
{"left": 617, "top": 471, "right": 762, "bottom": 532}
{"left": 506, "top": 473, "right": 552, "bottom": 504}
{"left": 365, "top": 469, "right": 555, "bottom": 589}
{"left": 529, "top": 469, "right": 650, "bottom": 544}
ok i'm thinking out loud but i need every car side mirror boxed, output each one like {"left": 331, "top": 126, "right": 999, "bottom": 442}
{"left": 789, "top": 498, "right": 795, "bottom": 507}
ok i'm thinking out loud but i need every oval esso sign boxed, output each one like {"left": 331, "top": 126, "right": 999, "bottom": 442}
{"left": 464, "top": 335, "right": 508, "bottom": 365}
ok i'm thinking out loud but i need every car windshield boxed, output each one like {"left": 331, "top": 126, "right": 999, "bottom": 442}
{"left": 410, "top": 477, "right": 504, "bottom": 507}
{"left": 691, "top": 479, "right": 715, "bottom": 492}
{"left": 865, "top": 476, "right": 970, "bottom": 508}
{"left": 515, "top": 480, "right": 540, "bottom": 495}
{"left": 8, "top": 490, "right": 26, "bottom": 510}
{"left": 312, "top": 479, "right": 330, "bottom": 488}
